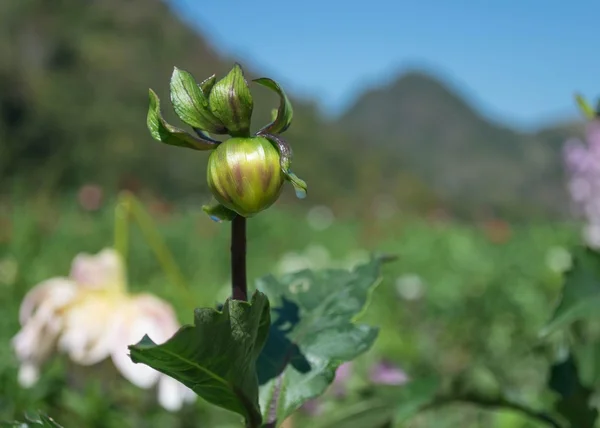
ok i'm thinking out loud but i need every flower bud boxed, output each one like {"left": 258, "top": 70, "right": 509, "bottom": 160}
{"left": 207, "top": 137, "right": 284, "bottom": 217}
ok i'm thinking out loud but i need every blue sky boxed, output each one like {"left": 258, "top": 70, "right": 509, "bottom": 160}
{"left": 171, "top": 0, "right": 599, "bottom": 130}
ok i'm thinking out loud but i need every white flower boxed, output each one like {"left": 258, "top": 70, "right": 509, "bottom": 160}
{"left": 12, "top": 248, "right": 196, "bottom": 412}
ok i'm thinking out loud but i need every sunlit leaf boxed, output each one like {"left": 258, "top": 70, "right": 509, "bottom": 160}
{"left": 129, "top": 291, "right": 271, "bottom": 426}
{"left": 147, "top": 89, "right": 221, "bottom": 150}
{"left": 254, "top": 78, "right": 293, "bottom": 135}
{"left": 256, "top": 258, "right": 385, "bottom": 426}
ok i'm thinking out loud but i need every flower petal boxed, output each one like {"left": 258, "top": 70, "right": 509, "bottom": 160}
{"left": 110, "top": 294, "right": 181, "bottom": 389}
{"left": 109, "top": 293, "right": 181, "bottom": 390}
{"left": 157, "top": 375, "right": 196, "bottom": 412}
{"left": 58, "top": 293, "right": 125, "bottom": 365}
{"left": 19, "top": 278, "right": 77, "bottom": 325}
{"left": 69, "top": 248, "right": 125, "bottom": 290}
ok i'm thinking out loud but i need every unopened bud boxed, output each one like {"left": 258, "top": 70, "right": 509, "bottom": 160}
{"left": 207, "top": 136, "right": 284, "bottom": 217}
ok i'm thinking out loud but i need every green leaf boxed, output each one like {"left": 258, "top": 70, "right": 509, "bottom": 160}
{"left": 129, "top": 291, "right": 271, "bottom": 427}
{"left": 202, "top": 200, "right": 238, "bottom": 222}
{"left": 209, "top": 63, "right": 254, "bottom": 137}
{"left": 393, "top": 377, "right": 441, "bottom": 423}
{"left": 255, "top": 258, "right": 384, "bottom": 426}
{"left": 170, "top": 67, "right": 226, "bottom": 134}
{"left": 254, "top": 78, "right": 293, "bottom": 135}
{"left": 575, "top": 94, "right": 596, "bottom": 119}
{"left": 310, "top": 378, "right": 440, "bottom": 428}
{"left": 312, "top": 398, "right": 396, "bottom": 428}
{"left": 261, "top": 133, "right": 307, "bottom": 199}
{"left": 0, "top": 414, "right": 64, "bottom": 427}
{"left": 147, "top": 89, "right": 221, "bottom": 150}
{"left": 540, "top": 248, "right": 600, "bottom": 337}
{"left": 548, "top": 354, "right": 598, "bottom": 428}
{"left": 573, "top": 339, "right": 600, "bottom": 387}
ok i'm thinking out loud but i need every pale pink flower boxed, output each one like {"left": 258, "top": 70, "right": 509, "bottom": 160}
{"left": 12, "top": 248, "right": 195, "bottom": 412}
{"left": 564, "top": 120, "right": 600, "bottom": 248}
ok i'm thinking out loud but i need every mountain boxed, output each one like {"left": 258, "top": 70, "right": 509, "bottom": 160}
{"left": 0, "top": 0, "right": 366, "bottom": 210}
{"left": 0, "top": 0, "right": 583, "bottom": 220}
{"left": 337, "top": 71, "right": 582, "bottom": 219}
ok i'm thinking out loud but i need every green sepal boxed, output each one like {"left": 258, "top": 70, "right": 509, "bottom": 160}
{"left": 202, "top": 200, "right": 238, "bottom": 222}
{"left": 262, "top": 133, "right": 307, "bottom": 199}
{"left": 199, "top": 74, "right": 217, "bottom": 95}
{"left": 575, "top": 94, "right": 596, "bottom": 119}
{"left": 254, "top": 78, "right": 293, "bottom": 135}
{"left": 147, "top": 89, "right": 221, "bottom": 150}
{"left": 170, "top": 67, "right": 227, "bottom": 134}
{"left": 209, "top": 63, "right": 254, "bottom": 137}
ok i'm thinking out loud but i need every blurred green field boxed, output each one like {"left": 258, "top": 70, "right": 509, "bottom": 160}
{"left": 0, "top": 195, "right": 580, "bottom": 427}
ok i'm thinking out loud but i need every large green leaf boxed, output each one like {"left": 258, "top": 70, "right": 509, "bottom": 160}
{"left": 548, "top": 354, "right": 598, "bottom": 428}
{"left": 129, "top": 291, "right": 271, "bottom": 427}
{"left": 170, "top": 67, "right": 226, "bottom": 134}
{"left": 147, "top": 89, "right": 221, "bottom": 150}
{"left": 254, "top": 78, "right": 293, "bottom": 135}
{"left": 255, "top": 258, "right": 384, "bottom": 427}
{"left": 540, "top": 248, "right": 600, "bottom": 336}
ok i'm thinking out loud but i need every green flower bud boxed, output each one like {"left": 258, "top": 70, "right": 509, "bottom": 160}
{"left": 207, "top": 137, "right": 284, "bottom": 217}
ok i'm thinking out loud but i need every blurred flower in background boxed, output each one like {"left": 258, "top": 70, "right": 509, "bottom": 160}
{"left": 545, "top": 246, "right": 572, "bottom": 273}
{"left": 395, "top": 274, "right": 426, "bottom": 301}
{"left": 12, "top": 248, "right": 195, "bottom": 411}
{"left": 369, "top": 360, "right": 409, "bottom": 385}
{"left": 77, "top": 184, "right": 104, "bottom": 212}
{"left": 564, "top": 120, "right": 600, "bottom": 248}
{"left": 306, "top": 205, "right": 335, "bottom": 231}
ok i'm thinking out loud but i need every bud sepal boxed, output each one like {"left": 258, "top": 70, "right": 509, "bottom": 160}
{"left": 147, "top": 89, "right": 220, "bottom": 150}
{"left": 202, "top": 200, "right": 239, "bottom": 223}
{"left": 208, "top": 64, "right": 254, "bottom": 137}
{"left": 170, "top": 67, "right": 228, "bottom": 134}
{"left": 254, "top": 77, "right": 293, "bottom": 135}
{"left": 261, "top": 133, "right": 307, "bottom": 199}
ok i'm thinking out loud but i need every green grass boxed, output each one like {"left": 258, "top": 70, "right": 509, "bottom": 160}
{"left": 0, "top": 195, "right": 580, "bottom": 427}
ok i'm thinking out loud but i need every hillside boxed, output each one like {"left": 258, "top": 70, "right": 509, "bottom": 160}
{"left": 0, "top": 0, "right": 582, "bottom": 220}
{"left": 338, "top": 71, "right": 581, "bottom": 219}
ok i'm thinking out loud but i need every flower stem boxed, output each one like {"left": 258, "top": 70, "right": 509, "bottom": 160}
{"left": 231, "top": 215, "right": 248, "bottom": 301}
